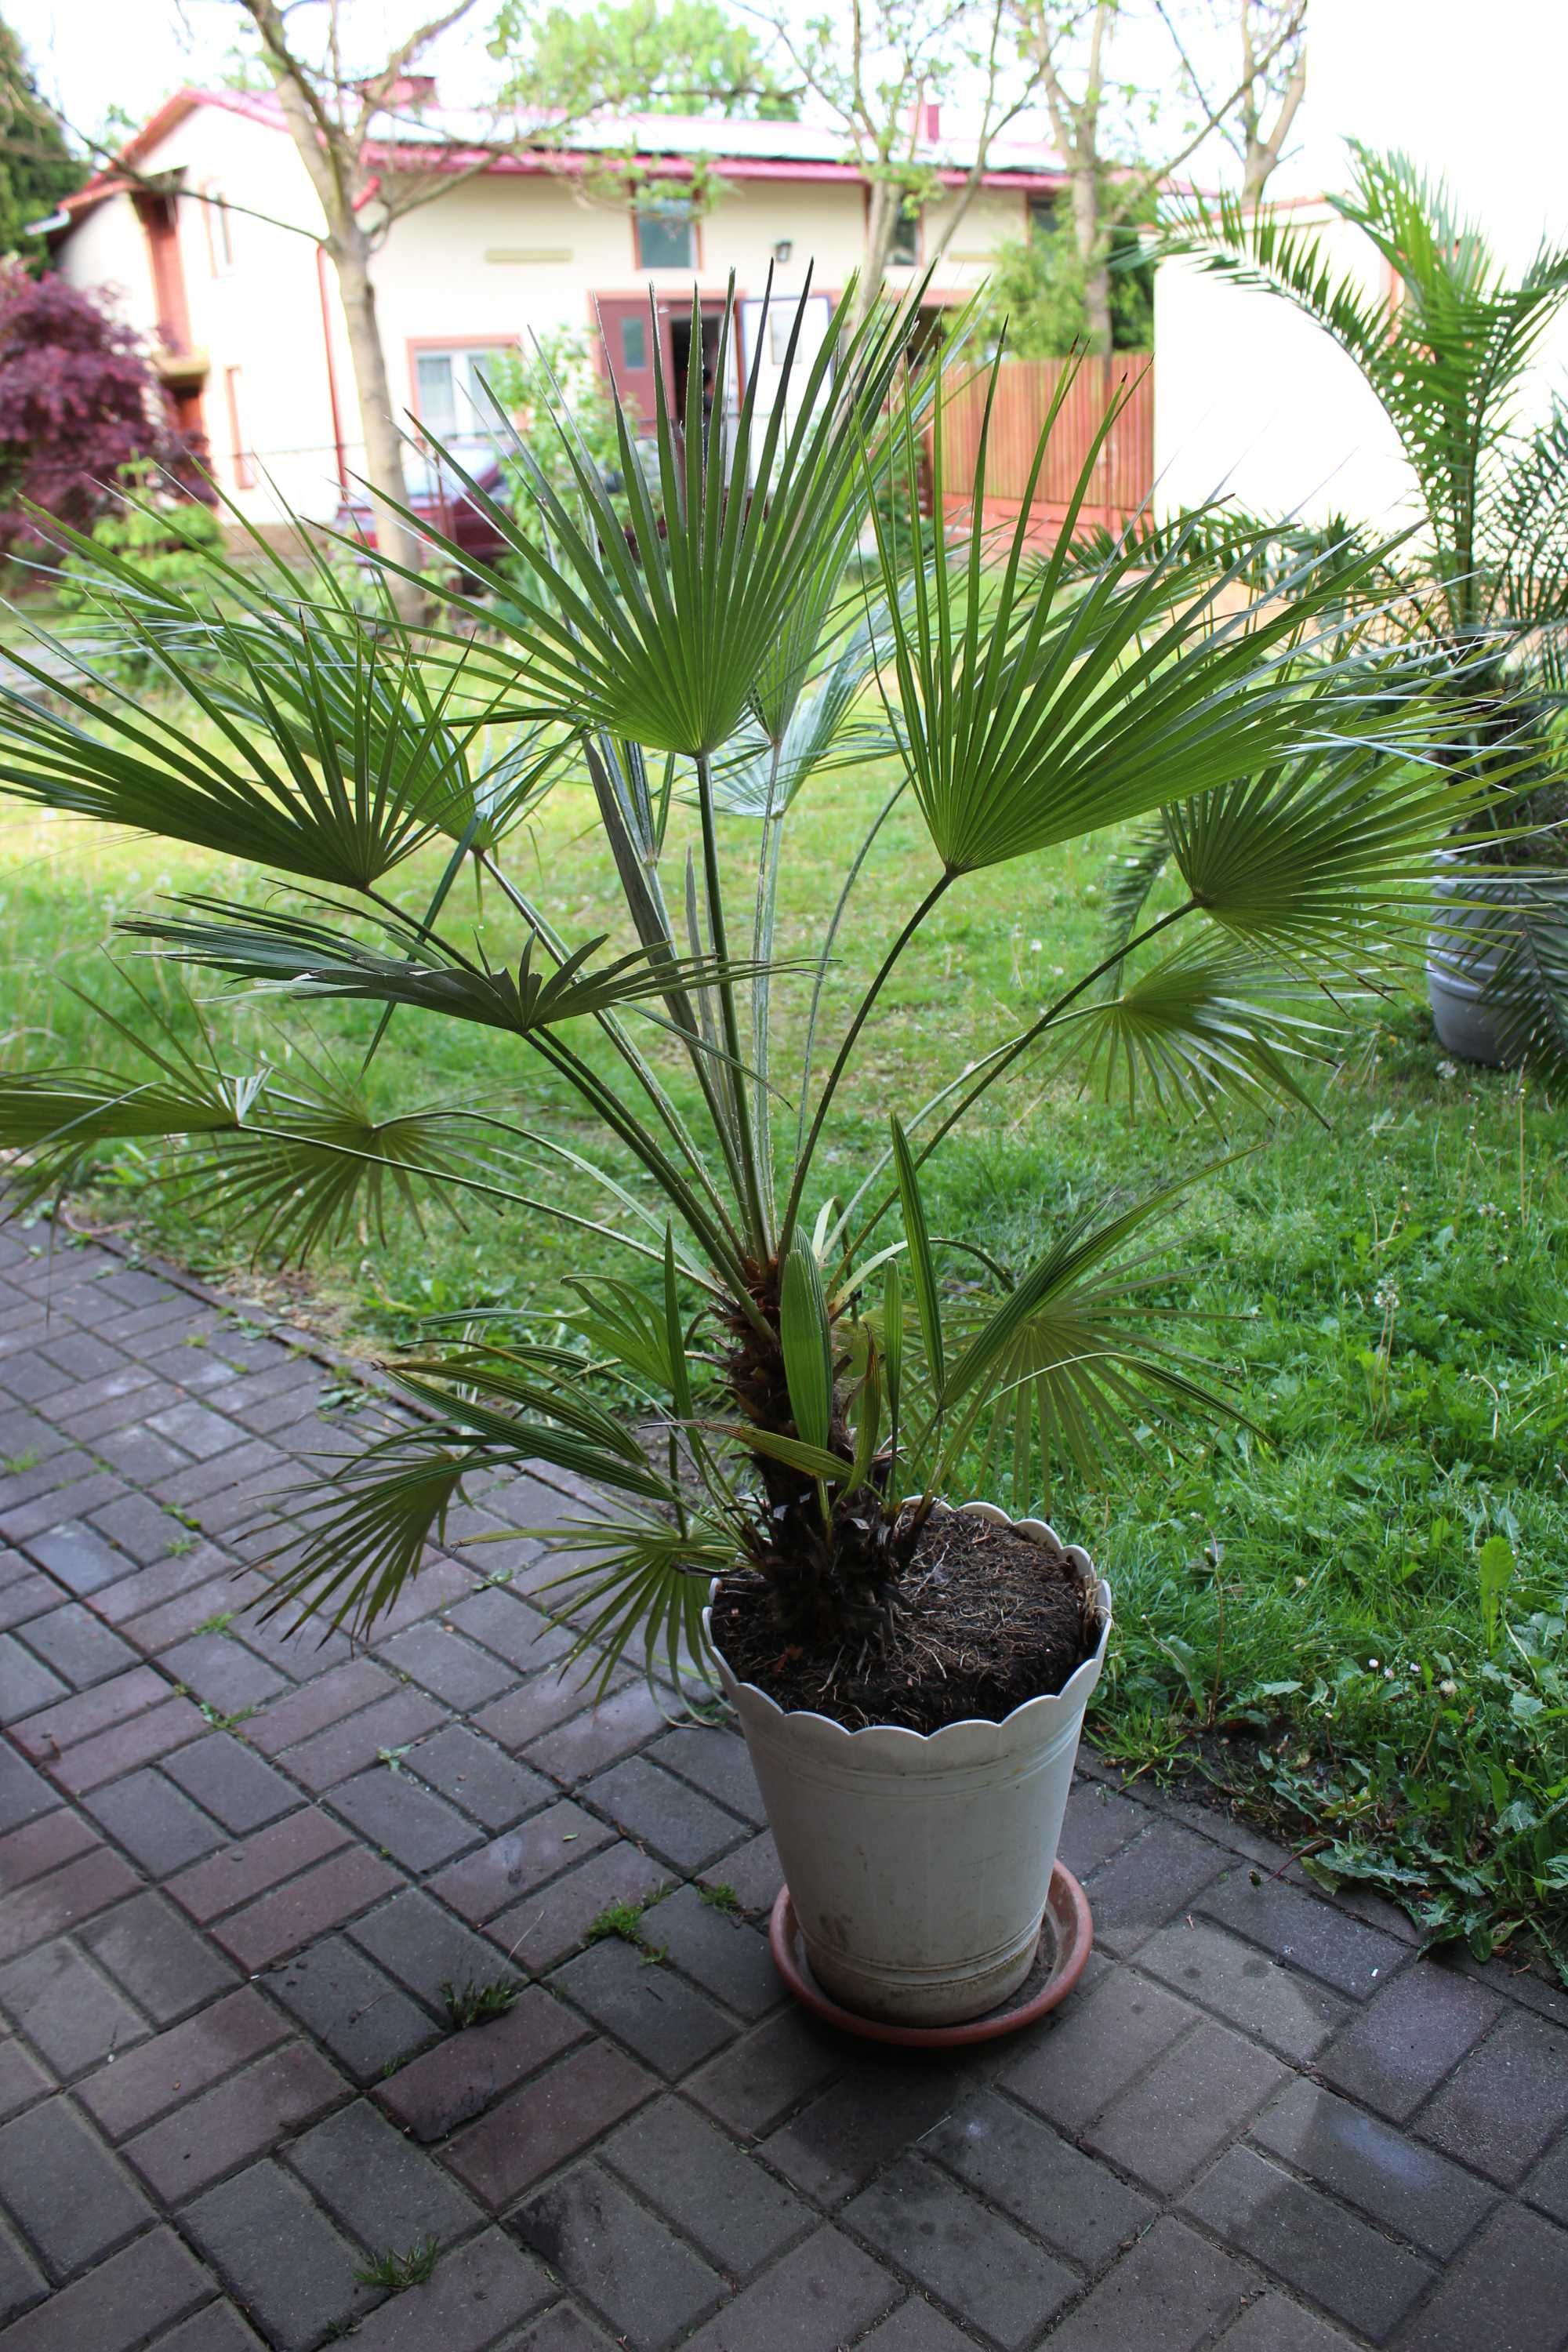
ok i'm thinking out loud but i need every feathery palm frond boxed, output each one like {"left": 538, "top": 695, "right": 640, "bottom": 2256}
{"left": 1482, "top": 887, "right": 1568, "bottom": 1078}
{"left": 1158, "top": 147, "right": 1568, "bottom": 637}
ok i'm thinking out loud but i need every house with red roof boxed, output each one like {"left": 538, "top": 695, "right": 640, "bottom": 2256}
{"left": 47, "top": 86, "right": 1067, "bottom": 525}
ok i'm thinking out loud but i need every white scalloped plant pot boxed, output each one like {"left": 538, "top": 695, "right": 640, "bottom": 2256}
{"left": 706, "top": 1501, "right": 1112, "bottom": 2027}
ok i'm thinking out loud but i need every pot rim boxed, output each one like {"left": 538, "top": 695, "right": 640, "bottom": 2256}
{"left": 705, "top": 1496, "right": 1112, "bottom": 1752}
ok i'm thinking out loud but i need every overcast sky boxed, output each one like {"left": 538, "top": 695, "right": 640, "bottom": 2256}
{"left": 11, "top": 0, "right": 1261, "bottom": 180}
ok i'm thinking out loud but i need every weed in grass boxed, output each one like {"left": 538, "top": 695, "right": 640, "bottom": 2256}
{"left": 699, "top": 1882, "right": 741, "bottom": 1915}
{"left": 440, "top": 1974, "right": 521, "bottom": 2030}
{"left": 586, "top": 1895, "right": 667, "bottom": 1959}
{"left": 354, "top": 2238, "right": 439, "bottom": 2294}
{"left": 586, "top": 1898, "right": 652, "bottom": 1945}
{"left": 198, "top": 1703, "right": 255, "bottom": 1733}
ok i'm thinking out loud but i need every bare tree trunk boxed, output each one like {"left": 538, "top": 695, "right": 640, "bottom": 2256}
{"left": 1026, "top": 0, "right": 1114, "bottom": 354}
{"left": 328, "top": 224, "right": 427, "bottom": 616}
{"left": 1240, "top": 27, "right": 1306, "bottom": 208}
{"left": 240, "top": 0, "right": 427, "bottom": 626}
{"left": 852, "top": 177, "right": 903, "bottom": 332}
{"left": 1068, "top": 164, "right": 1112, "bottom": 354}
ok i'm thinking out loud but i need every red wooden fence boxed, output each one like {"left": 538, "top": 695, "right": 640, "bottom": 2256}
{"left": 935, "top": 355, "right": 1154, "bottom": 547}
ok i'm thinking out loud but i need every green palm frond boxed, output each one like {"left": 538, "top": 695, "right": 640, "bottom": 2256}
{"left": 1159, "top": 148, "right": 1568, "bottom": 633}
{"left": 395, "top": 1345, "right": 673, "bottom": 1498}
{"left": 935, "top": 1178, "right": 1240, "bottom": 1500}
{"left": 564, "top": 1245, "right": 699, "bottom": 1413}
{"left": 183, "top": 1087, "right": 487, "bottom": 1265}
{"left": 1483, "top": 887, "right": 1568, "bottom": 1077}
{"left": 1051, "top": 946, "right": 1334, "bottom": 1120}
{"left": 1163, "top": 726, "right": 1484, "bottom": 965}
{"left": 124, "top": 896, "right": 767, "bottom": 1041}
{"left": 1492, "top": 401, "right": 1568, "bottom": 644}
{"left": 877, "top": 356, "right": 1425, "bottom": 880}
{"left": 709, "top": 599, "right": 901, "bottom": 818}
{"left": 532, "top": 1508, "right": 733, "bottom": 1697}
{"left": 1057, "top": 505, "right": 1381, "bottom": 608}
{"left": 355, "top": 275, "right": 934, "bottom": 760}
{"left": 0, "top": 612, "right": 486, "bottom": 888}
{"left": 1102, "top": 823, "right": 1175, "bottom": 967}
{"left": 261, "top": 1431, "right": 482, "bottom": 1639}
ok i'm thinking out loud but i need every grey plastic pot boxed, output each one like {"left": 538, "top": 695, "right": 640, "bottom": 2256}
{"left": 706, "top": 1501, "right": 1112, "bottom": 2028}
{"left": 1426, "top": 872, "right": 1529, "bottom": 1066}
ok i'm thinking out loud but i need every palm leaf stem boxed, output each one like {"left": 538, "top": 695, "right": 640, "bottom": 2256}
{"left": 748, "top": 734, "right": 787, "bottom": 1230}
{"left": 779, "top": 872, "right": 956, "bottom": 1256}
{"left": 694, "top": 750, "right": 770, "bottom": 1258}
{"left": 473, "top": 847, "right": 744, "bottom": 1254}
{"left": 239, "top": 1123, "right": 725, "bottom": 1287}
{"left": 794, "top": 779, "right": 910, "bottom": 1160}
{"left": 836, "top": 897, "right": 1199, "bottom": 1262}
{"left": 582, "top": 735, "right": 758, "bottom": 1221}
{"left": 525, "top": 1024, "right": 768, "bottom": 1331}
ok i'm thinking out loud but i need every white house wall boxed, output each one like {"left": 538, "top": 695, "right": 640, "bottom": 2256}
{"left": 365, "top": 169, "right": 1029, "bottom": 423}
{"left": 56, "top": 105, "right": 350, "bottom": 521}
{"left": 53, "top": 185, "right": 155, "bottom": 325}
{"left": 1153, "top": 210, "right": 1413, "bottom": 532}
{"left": 152, "top": 106, "right": 347, "bottom": 520}
{"left": 57, "top": 103, "right": 1034, "bottom": 527}
{"left": 1154, "top": 0, "right": 1568, "bottom": 535}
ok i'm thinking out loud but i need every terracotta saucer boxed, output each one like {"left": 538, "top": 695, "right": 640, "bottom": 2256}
{"left": 768, "top": 1862, "right": 1093, "bottom": 2048}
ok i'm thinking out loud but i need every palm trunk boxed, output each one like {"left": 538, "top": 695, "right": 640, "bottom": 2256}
{"left": 329, "top": 227, "right": 426, "bottom": 625}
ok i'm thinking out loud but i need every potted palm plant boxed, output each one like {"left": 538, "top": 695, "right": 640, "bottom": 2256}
{"left": 0, "top": 281, "right": 1474, "bottom": 2024}
{"left": 1157, "top": 145, "right": 1568, "bottom": 1073}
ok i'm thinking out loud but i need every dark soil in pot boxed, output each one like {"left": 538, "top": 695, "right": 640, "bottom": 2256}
{"left": 712, "top": 1508, "right": 1101, "bottom": 1734}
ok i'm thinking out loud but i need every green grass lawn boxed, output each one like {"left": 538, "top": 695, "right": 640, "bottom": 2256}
{"left": 3, "top": 747, "right": 1565, "bottom": 1977}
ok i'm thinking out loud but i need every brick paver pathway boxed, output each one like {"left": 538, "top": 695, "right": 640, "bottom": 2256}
{"left": 0, "top": 1220, "right": 1565, "bottom": 2352}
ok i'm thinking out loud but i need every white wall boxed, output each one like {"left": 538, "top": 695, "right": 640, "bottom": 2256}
{"left": 1155, "top": 0, "right": 1568, "bottom": 529}
{"left": 56, "top": 106, "right": 346, "bottom": 521}
{"left": 367, "top": 169, "right": 1029, "bottom": 428}
{"left": 58, "top": 106, "right": 1035, "bottom": 527}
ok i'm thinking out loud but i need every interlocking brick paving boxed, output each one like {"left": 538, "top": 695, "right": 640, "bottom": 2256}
{"left": 0, "top": 1218, "right": 1566, "bottom": 2351}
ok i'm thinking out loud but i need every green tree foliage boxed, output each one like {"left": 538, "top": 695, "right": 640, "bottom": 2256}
{"left": 57, "top": 459, "right": 224, "bottom": 678}
{"left": 492, "top": 0, "right": 799, "bottom": 118}
{"left": 481, "top": 330, "right": 630, "bottom": 565}
{"left": 0, "top": 16, "right": 85, "bottom": 274}
{"left": 985, "top": 198, "right": 1153, "bottom": 358}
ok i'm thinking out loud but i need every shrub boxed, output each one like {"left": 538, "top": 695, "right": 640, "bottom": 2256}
{"left": 0, "top": 267, "right": 175, "bottom": 558}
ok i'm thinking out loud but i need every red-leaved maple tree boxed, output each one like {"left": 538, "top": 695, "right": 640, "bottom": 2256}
{"left": 0, "top": 267, "right": 180, "bottom": 557}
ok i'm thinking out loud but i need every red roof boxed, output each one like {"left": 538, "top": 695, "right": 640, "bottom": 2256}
{"left": 57, "top": 85, "right": 1067, "bottom": 233}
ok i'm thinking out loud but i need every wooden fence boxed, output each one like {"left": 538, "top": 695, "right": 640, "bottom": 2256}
{"left": 934, "top": 354, "right": 1154, "bottom": 546}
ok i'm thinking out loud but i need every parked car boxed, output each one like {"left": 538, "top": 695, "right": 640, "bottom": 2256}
{"left": 333, "top": 446, "right": 510, "bottom": 578}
